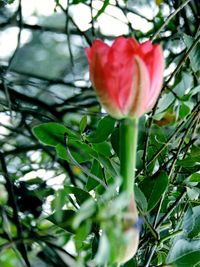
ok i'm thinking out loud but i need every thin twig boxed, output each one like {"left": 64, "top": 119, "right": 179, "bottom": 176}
{"left": 0, "top": 152, "right": 31, "bottom": 267}
{"left": 151, "top": 0, "right": 192, "bottom": 41}
{"left": 155, "top": 189, "right": 187, "bottom": 229}
{"left": 65, "top": 0, "right": 74, "bottom": 69}
{"left": 142, "top": 34, "right": 200, "bottom": 176}
{"left": 64, "top": 133, "right": 108, "bottom": 189}
{"left": 153, "top": 109, "right": 199, "bottom": 228}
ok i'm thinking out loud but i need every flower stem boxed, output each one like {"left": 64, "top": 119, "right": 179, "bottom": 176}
{"left": 120, "top": 118, "right": 138, "bottom": 197}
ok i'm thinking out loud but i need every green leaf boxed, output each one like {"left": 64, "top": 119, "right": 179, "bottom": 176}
{"left": 156, "top": 92, "right": 175, "bottom": 114}
{"left": 179, "top": 103, "right": 190, "bottom": 119}
{"left": 33, "top": 122, "right": 78, "bottom": 147}
{"left": 53, "top": 189, "right": 67, "bottom": 219}
{"left": 139, "top": 171, "right": 168, "bottom": 212}
{"left": 92, "top": 142, "right": 112, "bottom": 157}
{"left": 183, "top": 34, "right": 200, "bottom": 73}
{"left": 94, "top": 233, "right": 110, "bottom": 265}
{"left": 73, "top": 198, "right": 96, "bottom": 228}
{"left": 124, "top": 258, "right": 138, "bottom": 267}
{"left": 85, "top": 159, "right": 104, "bottom": 191}
{"left": 166, "top": 239, "right": 200, "bottom": 267}
{"left": 56, "top": 139, "right": 94, "bottom": 163}
{"left": 150, "top": 125, "right": 168, "bottom": 164}
{"left": 134, "top": 185, "right": 148, "bottom": 212}
{"left": 186, "top": 187, "right": 200, "bottom": 200}
{"left": 177, "top": 146, "right": 200, "bottom": 167}
{"left": 87, "top": 116, "right": 115, "bottom": 143}
{"left": 79, "top": 116, "right": 87, "bottom": 133}
{"left": 63, "top": 185, "right": 91, "bottom": 206}
{"left": 188, "top": 206, "right": 200, "bottom": 238}
{"left": 173, "top": 72, "right": 193, "bottom": 98}
{"left": 177, "top": 157, "right": 200, "bottom": 167}
{"left": 111, "top": 128, "right": 120, "bottom": 157}
{"left": 74, "top": 220, "right": 92, "bottom": 252}
{"left": 93, "top": 0, "right": 110, "bottom": 20}
{"left": 47, "top": 210, "right": 75, "bottom": 233}
{"left": 97, "top": 154, "right": 119, "bottom": 178}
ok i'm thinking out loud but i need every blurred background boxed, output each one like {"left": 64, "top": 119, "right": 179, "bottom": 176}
{"left": 0, "top": 0, "right": 199, "bottom": 266}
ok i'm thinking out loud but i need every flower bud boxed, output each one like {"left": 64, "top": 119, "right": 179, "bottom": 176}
{"left": 86, "top": 36, "right": 164, "bottom": 119}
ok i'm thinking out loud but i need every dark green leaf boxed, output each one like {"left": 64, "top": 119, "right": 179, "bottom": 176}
{"left": 85, "top": 159, "right": 104, "bottom": 191}
{"left": 64, "top": 185, "right": 91, "bottom": 206}
{"left": 179, "top": 103, "right": 190, "bottom": 119}
{"left": 87, "top": 116, "right": 115, "bottom": 143}
{"left": 79, "top": 116, "right": 87, "bottom": 133}
{"left": 73, "top": 198, "right": 96, "bottom": 228}
{"left": 47, "top": 210, "right": 75, "bottom": 233}
{"left": 139, "top": 171, "right": 168, "bottom": 212}
{"left": 111, "top": 128, "right": 120, "bottom": 157}
{"left": 134, "top": 185, "right": 148, "bottom": 212}
{"left": 183, "top": 34, "right": 200, "bottom": 73}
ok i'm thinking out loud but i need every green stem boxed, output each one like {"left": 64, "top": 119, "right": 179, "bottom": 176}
{"left": 120, "top": 118, "right": 138, "bottom": 197}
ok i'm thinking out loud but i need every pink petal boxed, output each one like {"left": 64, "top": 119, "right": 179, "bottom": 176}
{"left": 143, "top": 44, "right": 165, "bottom": 110}
{"left": 128, "top": 56, "right": 150, "bottom": 118}
{"left": 86, "top": 40, "right": 123, "bottom": 118}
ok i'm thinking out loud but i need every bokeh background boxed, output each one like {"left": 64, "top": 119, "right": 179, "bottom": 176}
{"left": 0, "top": 0, "right": 200, "bottom": 266}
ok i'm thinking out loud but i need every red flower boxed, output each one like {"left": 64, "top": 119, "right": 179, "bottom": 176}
{"left": 85, "top": 36, "right": 164, "bottom": 119}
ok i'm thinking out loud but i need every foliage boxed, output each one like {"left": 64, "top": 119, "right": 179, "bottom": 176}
{"left": 0, "top": 0, "right": 200, "bottom": 267}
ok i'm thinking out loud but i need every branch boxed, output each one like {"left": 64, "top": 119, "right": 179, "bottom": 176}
{"left": 0, "top": 152, "right": 31, "bottom": 267}
{"left": 151, "top": 0, "right": 192, "bottom": 41}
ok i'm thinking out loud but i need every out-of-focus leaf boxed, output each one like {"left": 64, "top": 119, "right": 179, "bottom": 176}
{"left": 124, "top": 258, "right": 138, "bottom": 267}
{"left": 94, "top": 233, "right": 110, "bottom": 265}
{"left": 139, "top": 171, "right": 168, "bottom": 212}
{"left": 73, "top": 198, "right": 96, "bottom": 228}
{"left": 155, "top": 0, "right": 162, "bottom": 5}
{"left": 87, "top": 116, "right": 115, "bottom": 143}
